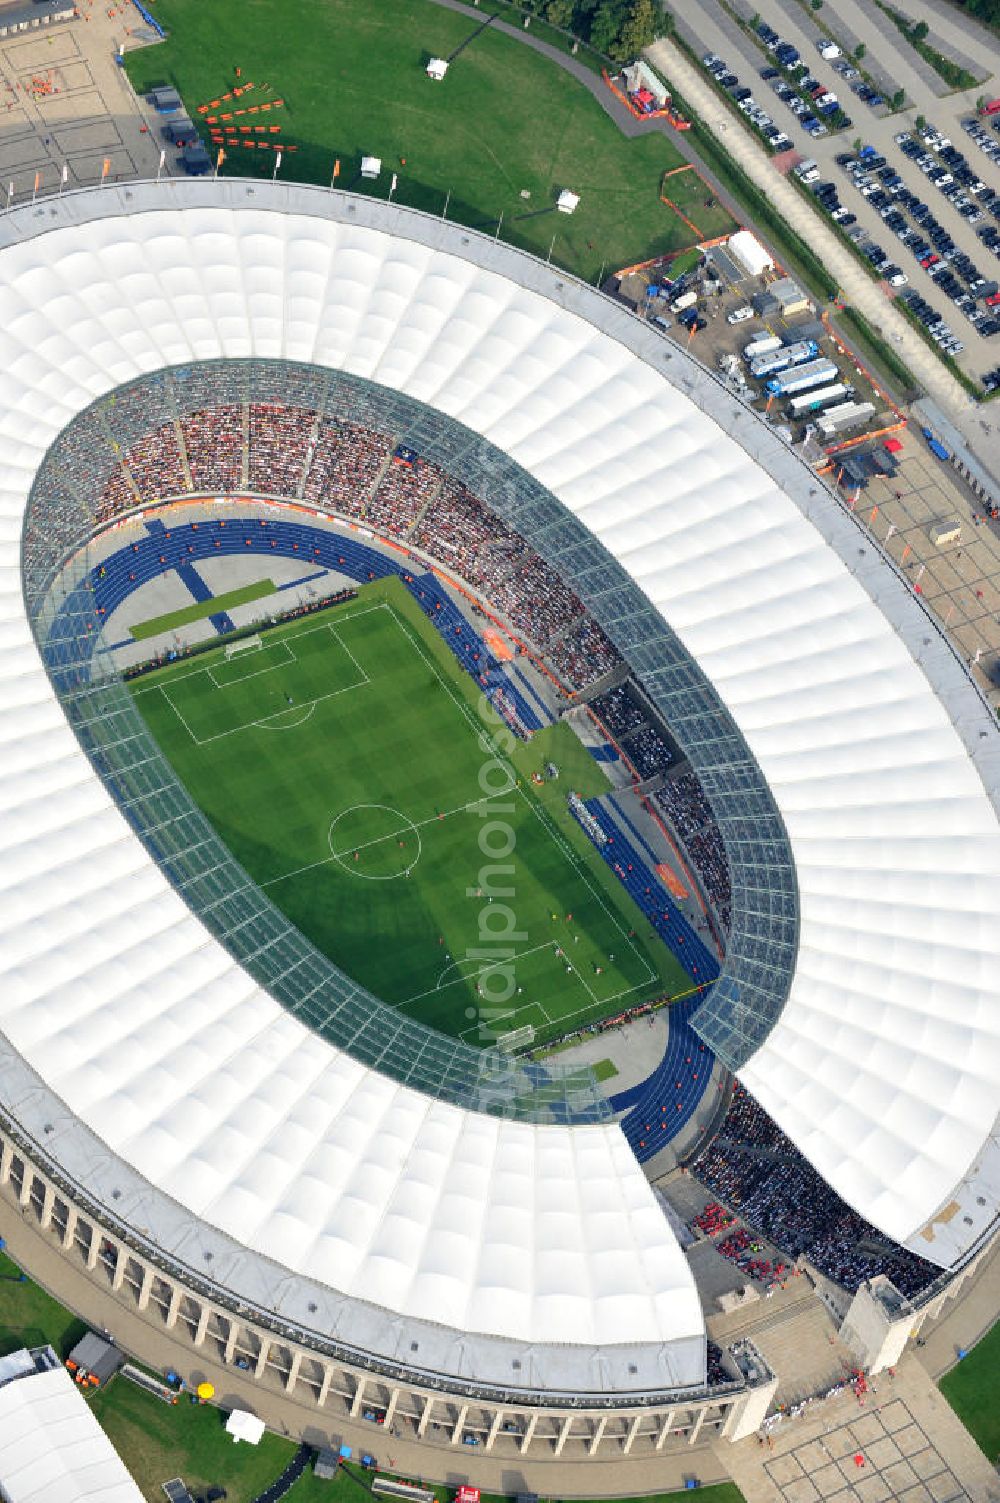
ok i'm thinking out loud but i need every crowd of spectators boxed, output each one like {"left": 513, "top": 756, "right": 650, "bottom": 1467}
{"left": 247, "top": 403, "right": 314, "bottom": 498}
{"left": 96, "top": 464, "right": 136, "bottom": 526}
{"left": 365, "top": 454, "right": 441, "bottom": 539}
{"left": 628, "top": 724, "right": 674, "bottom": 780}
{"left": 181, "top": 405, "right": 244, "bottom": 493}
{"left": 591, "top": 684, "right": 646, "bottom": 738}
{"left": 655, "top": 773, "right": 732, "bottom": 932}
{"left": 692, "top": 1084, "right": 938, "bottom": 1297}
{"left": 692, "top": 1201, "right": 735, "bottom": 1236}
{"left": 548, "top": 615, "right": 619, "bottom": 692}
{"left": 706, "top": 1340, "right": 729, "bottom": 1387}
{"left": 301, "top": 418, "right": 391, "bottom": 517}
{"left": 412, "top": 479, "right": 515, "bottom": 575}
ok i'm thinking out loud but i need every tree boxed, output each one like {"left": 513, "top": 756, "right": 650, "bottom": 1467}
{"left": 916, "top": 111, "right": 927, "bottom": 129}
{"left": 891, "top": 87, "right": 905, "bottom": 108}
{"left": 912, "top": 18, "right": 929, "bottom": 39}
{"left": 811, "top": 0, "right": 823, "bottom": 9}
{"left": 544, "top": 0, "right": 574, "bottom": 24}
{"left": 854, "top": 40, "right": 866, "bottom": 59}
{"left": 611, "top": 0, "right": 658, "bottom": 59}
{"left": 588, "top": 0, "right": 625, "bottom": 54}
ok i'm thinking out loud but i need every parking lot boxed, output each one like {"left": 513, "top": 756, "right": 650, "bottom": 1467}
{"left": 665, "top": 0, "right": 1000, "bottom": 392}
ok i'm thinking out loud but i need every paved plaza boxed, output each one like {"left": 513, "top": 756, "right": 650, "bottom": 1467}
{"left": 0, "top": 0, "right": 168, "bottom": 195}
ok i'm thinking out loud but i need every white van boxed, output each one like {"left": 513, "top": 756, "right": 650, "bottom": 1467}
{"left": 817, "top": 39, "right": 841, "bottom": 59}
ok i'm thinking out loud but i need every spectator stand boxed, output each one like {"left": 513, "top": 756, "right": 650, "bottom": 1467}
{"left": 690, "top": 1084, "right": 939, "bottom": 1298}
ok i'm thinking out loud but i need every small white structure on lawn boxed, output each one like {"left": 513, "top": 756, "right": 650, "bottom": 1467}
{"left": 557, "top": 189, "right": 580, "bottom": 214}
{"left": 727, "top": 229, "right": 775, "bottom": 278}
{"left": 426, "top": 57, "right": 448, "bottom": 80}
{"left": 226, "top": 1409, "right": 267, "bottom": 1445}
{"left": 360, "top": 156, "right": 381, "bottom": 180}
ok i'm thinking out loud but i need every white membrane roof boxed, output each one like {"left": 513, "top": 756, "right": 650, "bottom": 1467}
{"left": 0, "top": 184, "right": 997, "bottom": 1379}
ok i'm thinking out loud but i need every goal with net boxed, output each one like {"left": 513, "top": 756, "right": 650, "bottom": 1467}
{"left": 497, "top": 1024, "right": 535, "bottom": 1053}
{"left": 224, "top": 633, "right": 262, "bottom": 661}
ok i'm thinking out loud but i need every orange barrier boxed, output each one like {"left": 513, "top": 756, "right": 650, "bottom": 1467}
{"left": 482, "top": 626, "right": 514, "bottom": 662}
{"left": 657, "top": 862, "right": 689, "bottom": 900}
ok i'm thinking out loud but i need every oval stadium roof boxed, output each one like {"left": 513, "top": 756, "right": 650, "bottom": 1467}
{"left": 0, "top": 184, "right": 998, "bottom": 1389}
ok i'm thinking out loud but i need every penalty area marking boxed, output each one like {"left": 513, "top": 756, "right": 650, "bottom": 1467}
{"left": 328, "top": 803, "right": 422, "bottom": 881}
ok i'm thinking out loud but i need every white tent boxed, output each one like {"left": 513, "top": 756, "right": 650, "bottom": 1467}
{"left": 556, "top": 189, "right": 579, "bottom": 214}
{"left": 0, "top": 1364, "right": 144, "bottom": 1503}
{"left": 426, "top": 57, "right": 448, "bottom": 80}
{"left": 226, "top": 1410, "right": 266, "bottom": 1445}
{"left": 727, "top": 228, "right": 774, "bottom": 277}
{"left": 360, "top": 156, "right": 381, "bottom": 179}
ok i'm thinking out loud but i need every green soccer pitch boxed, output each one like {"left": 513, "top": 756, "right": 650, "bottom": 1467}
{"left": 129, "top": 577, "right": 691, "bottom": 1049}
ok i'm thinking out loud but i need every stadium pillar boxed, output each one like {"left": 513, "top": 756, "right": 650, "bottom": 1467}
{"left": 165, "top": 1283, "right": 183, "bottom": 1328}
{"left": 254, "top": 1338, "right": 271, "bottom": 1379}
{"left": 588, "top": 1416, "right": 607, "bottom": 1455}
{"left": 285, "top": 1349, "right": 302, "bottom": 1393}
{"left": 485, "top": 1409, "right": 504, "bottom": 1451}
{"left": 554, "top": 1415, "right": 574, "bottom": 1456}
{"left": 224, "top": 1321, "right": 239, "bottom": 1364}
{"left": 622, "top": 1413, "right": 642, "bottom": 1455}
{"left": 318, "top": 1363, "right": 335, "bottom": 1408}
{"left": 384, "top": 1387, "right": 400, "bottom": 1427}
{"left": 417, "top": 1394, "right": 435, "bottom": 1438}
{"left": 38, "top": 1180, "right": 56, "bottom": 1230}
{"left": 111, "top": 1241, "right": 128, "bottom": 1292}
{"left": 450, "top": 1404, "right": 468, "bottom": 1445}
{"left": 18, "top": 1167, "right": 33, "bottom": 1208}
{"left": 688, "top": 1407, "right": 707, "bottom": 1446}
{"left": 519, "top": 1413, "right": 538, "bottom": 1455}
{"left": 194, "top": 1302, "right": 212, "bottom": 1346}
{"left": 655, "top": 1409, "right": 675, "bottom": 1449}
{"left": 0, "top": 1138, "right": 13, "bottom": 1187}
{"left": 86, "top": 1227, "right": 101, "bottom": 1272}
{"left": 137, "top": 1263, "right": 155, "bottom": 1311}
{"left": 349, "top": 1375, "right": 366, "bottom": 1417}
{"left": 61, "top": 1205, "right": 78, "bottom": 1251}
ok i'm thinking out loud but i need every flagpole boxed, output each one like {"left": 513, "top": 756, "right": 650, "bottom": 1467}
{"left": 31, "top": 173, "right": 38, "bottom": 205}
{"left": 156, "top": 149, "right": 165, "bottom": 184}
{"left": 59, "top": 163, "right": 68, "bottom": 196}
{"left": 388, "top": 174, "right": 396, "bottom": 203}
{"left": 494, "top": 210, "right": 503, "bottom": 241}
{"left": 546, "top": 233, "right": 555, "bottom": 264}
{"left": 442, "top": 189, "right": 450, "bottom": 220}
{"left": 272, "top": 149, "right": 281, "bottom": 182}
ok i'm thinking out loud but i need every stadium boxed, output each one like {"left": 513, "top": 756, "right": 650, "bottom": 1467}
{"left": 0, "top": 178, "right": 998, "bottom": 1469}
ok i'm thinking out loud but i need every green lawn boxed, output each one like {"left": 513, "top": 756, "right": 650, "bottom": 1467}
{"left": 0, "top": 1251, "right": 88, "bottom": 1361}
{"left": 939, "top": 1319, "right": 1000, "bottom": 1460}
{"left": 124, "top": 0, "right": 736, "bottom": 281}
{"left": 130, "top": 578, "right": 277, "bottom": 639}
{"left": 129, "top": 577, "right": 689, "bottom": 1048}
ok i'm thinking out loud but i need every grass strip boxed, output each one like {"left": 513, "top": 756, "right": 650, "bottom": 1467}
{"left": 130, "top": 579, "right": 277, "bottom": 639}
